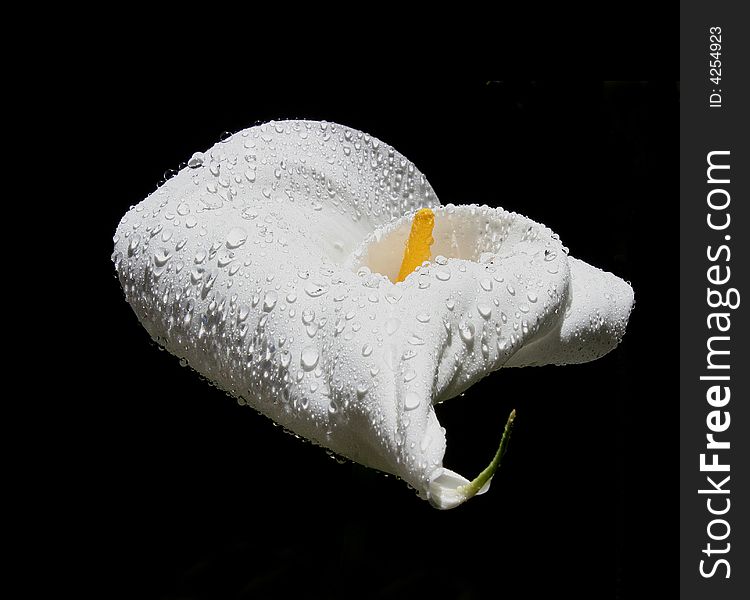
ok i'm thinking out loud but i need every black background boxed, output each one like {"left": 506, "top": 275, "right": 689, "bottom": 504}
{"left": 83, "top": 74, "right": 677, "bottom": 599}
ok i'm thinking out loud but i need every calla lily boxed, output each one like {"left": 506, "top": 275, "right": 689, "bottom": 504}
{"left": 113, "top": 120, "right": 634, "bottom": 509}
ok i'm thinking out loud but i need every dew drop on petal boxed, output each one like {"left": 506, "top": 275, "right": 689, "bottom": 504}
{"left": 459, "top": 321, "right": 475, "bottom": 344}
{"left": 386, "top": 288, "right": 403, "bottom": 304}
{"left": 404, "top": 392, "right": 421, "bottom": 411}
{"left": 226, "top": 227, "right": 248, "bottom": 249}
{"left": 477, "top": 303, "right": 492, "bottom": 319}
{"left": 408, "top": 334, "right": 425, "bottom": 346}
{"left": 263, "top": 291, "right": 278, "bottom": 312}
{"left": 128, "top": 234, "right": 141, "bottom": 255}
{"left": 305, "top": 283, "right": 328, "bottom": 297}
{"left": 435, "top": 268, "right": 451, "bottom": 281}
{"left": 300, "top": 346, "right": 319, "bottom": 371}
{"left": 188, "top": 152, "right": 204, "bottom": 168}
{"left": 153, "top": 248, "right": 172, "bottom": 267}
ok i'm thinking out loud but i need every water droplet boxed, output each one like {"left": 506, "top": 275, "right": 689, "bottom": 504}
{"left": 519, "top": 304, "right": 530, "bottom": 313}
{"left": 435, "top": 255, "right": 448, "bottom": 265}
{"left": 362, "top": 344, "right": 373, "bottom": 357}
{"left": 527, "top": 292, "right": 538, "bottom": 303}
{"left": 477, "top": 303, "right": 492, "bottom": 319}
{"left": 459, "top": 321, "right": 475, "bottom": 344}
{"left": 263, "top": 291, "right": 278, "bottom": 312}
{"left": 194, "top": 249, "right": 207, "bottom": 264}
{"left": 445, "top": 298, "right": 455, "bottom": 310}
{"left": 185, "top": 216, "right": 198, "bottom": 228}
{"left": 480, "top": 278, "right": 493, "bottom": 291}
{"left": 435, "top": 268, "right": 451, "bottom": 281}
{"left": 386, "top": 288, "right": 403, "bottom": 303}
{"left": 385, "top": 318, "right": 400, "bottom": 335}
{"left": 153, "top": 248, "right": 171, "bottom": 266}
{"left": 301, "top": 309, "right": 315, "bottom": 324}
{"left": 404, "top": 392, "right": 421, "bottom": 411}
{"left": 280, "top": 349, "right": 291, "bottom": 368}
{"left": 305, "top": 283, "right": 328, "bottom": 297}
{"left": 506, "top": 283, "right": 516, "bottom": 296}
{"left": 226, "top": 227, "right": 247, "bottom": 249}
{"left": 188, "top": 152, "right": 204, "bottom": 168}
{"left": 300, "top": 346, "right": 319, "bottom": 371}
{"left": 286, "top": 292, "right": 297, "bottom": 304}
{"left": 404, "top": 368, "right": 416, "bottom": 382}
{"left": 416, "top": 312, "right": 430, "bottom": 323}
{"left": 217, "top": 250, "right": 234, "bottom": 267}
{"left": 177, "top": 202, "right": 190, "bottom": 216}
{"left": 357, "top": 382, "right": 369, "bottom": 397}
{"left": 128, "top": 234, "right": 141, "bottom": 255}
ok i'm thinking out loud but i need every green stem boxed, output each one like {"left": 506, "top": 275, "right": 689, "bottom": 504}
{"left": 457, "top": 408, "right": 516, "bottom": 498}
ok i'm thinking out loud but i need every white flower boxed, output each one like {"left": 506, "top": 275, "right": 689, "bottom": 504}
{"left": 113, "top": 120, "right": 634, "bottom": 509}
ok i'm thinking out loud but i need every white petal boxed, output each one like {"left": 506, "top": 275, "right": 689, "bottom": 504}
{"left": 505, "top": 257, "right": 634, "bottom": 367}
{"left": 113, "top": 119, "right": 633, "bottom": 509}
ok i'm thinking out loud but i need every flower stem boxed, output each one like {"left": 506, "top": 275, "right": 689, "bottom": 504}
{"left": 457, "top": 408, "right": 516, "bottom": 498}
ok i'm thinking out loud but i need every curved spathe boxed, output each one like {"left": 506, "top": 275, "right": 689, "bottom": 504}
{"left": 113, "top": 120, "right": 634, "bottom": 509}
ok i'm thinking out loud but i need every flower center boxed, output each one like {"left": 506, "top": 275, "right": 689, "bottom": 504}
{"left": 395, "top": 208, "right": 435, "bottom": 282}
{"left": 349, "top": 205, "right": 517, "bottom": 283}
